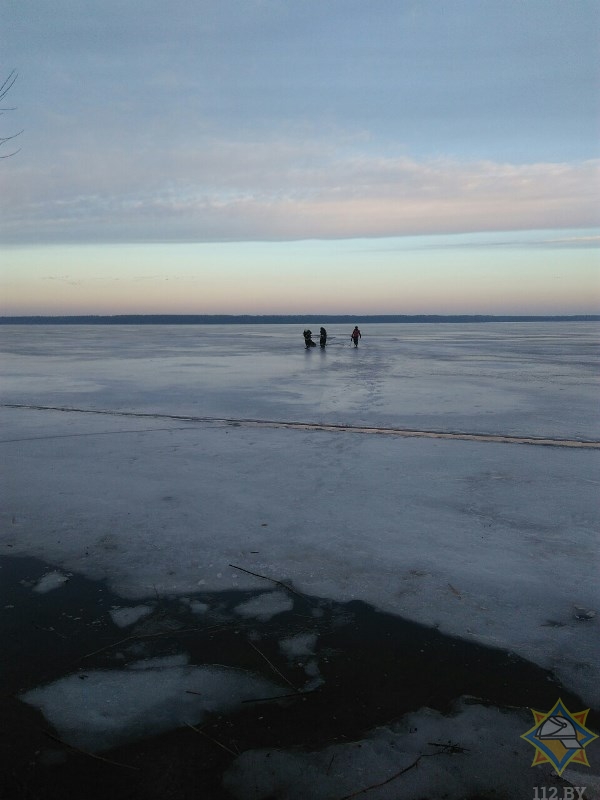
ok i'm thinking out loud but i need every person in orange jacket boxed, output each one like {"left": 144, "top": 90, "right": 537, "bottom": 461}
{"left": 350, "top": 326, "right": 362, "bottom": 347}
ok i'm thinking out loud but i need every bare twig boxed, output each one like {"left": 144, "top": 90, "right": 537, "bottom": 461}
{"left": 0, "top": 70, "right": 22, "bottom": 158}
{"left": 247, "top": 640, "right": 299, "bottom": 692}
{"left": 0, "top": 131, "right": 22, "bottom": 158}
{"left": 187, "top": 685, "right": 309, "bottom": 705}
{"left": 185, "top": 722, "right": 238, "bottom": 756}
{"left": 228, "top": 563, "right": 304, "bottom": 597}
{"left": 33, "top": 624, "right": 68, "bottom": 639}
{"left": 427, "top": 741, "right": 469, "bottom": 753}
{"left": 0, "top": 70, "right": 18, "bottom": 102}
{"left": 242, "top": 688, "right": 319, "bottom": 704}
{"left": 80, "top": 624, "right": 229, "bottom": 660}
{"left": 42, "top": 730, "right": 139, "bottom": 770}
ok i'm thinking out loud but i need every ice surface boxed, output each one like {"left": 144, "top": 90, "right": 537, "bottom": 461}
{"left": 233, "top": 590, "right": 294, "bottom": 621}
{"left": 182, "top": 598, "right": 209, "bottom": 614}
{"left": 128, "top": 654, "right": 190, "bottom": 670}
{"left": 1, "top": 322, "right": 598, "bottom": 438}
{"left": 279, "top": 633, "right": 323, "bottom": 688}
{"left": 1, "top": 322, "right": 599, "bottom": 779}
{"left": 109, "top": 604, "right": 153, "bottom": 628}
{"left": 21, "top": 661, "right": 281, "bottom": 752}
{"left": 279, "top": 633, "right": 318, "bottom": 659}
{"left": 223, "top": 698, "right": 598, "bottom": 799}
{"left": 563, "top": 768, "right": 600, "bottom": 799}
{"left": 3, "top": 408, "right": 598, "bottom": 706}
{"left": 32, "top": 570, "right": 69, "bottom": 593}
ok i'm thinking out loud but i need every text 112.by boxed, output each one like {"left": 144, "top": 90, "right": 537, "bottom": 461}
{"left": 533, "top": 788, "right": 586, "bottom": 800}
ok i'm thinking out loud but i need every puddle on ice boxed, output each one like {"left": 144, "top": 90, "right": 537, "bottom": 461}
{"left": 1, "top": 555, "right": 598, "bottom": 799}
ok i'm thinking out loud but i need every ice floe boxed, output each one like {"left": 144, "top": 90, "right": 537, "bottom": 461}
{"left": 32, "top": 570, "right": 70, "bottom": 593}
{"left": 109, "top": 604, "right": 153, "bottom": 628}
{"left": 233, "top": 591, "right": 294, "bottom": 621}
{"left": 223, "top": 699, "right": 594, "bottom": 799}
{"left": 21, "top": 660, "right": 282, "bottom": 752}
{"left": 279, "top": 632, "right": 318, "bottom": 659}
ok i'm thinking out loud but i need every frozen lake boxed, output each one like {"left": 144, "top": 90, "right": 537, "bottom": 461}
{"left": 1, "top": 322, "right": 599, "bottom": 798}
{"left": 1, "top": 322, "right": 599, "bottom": 439}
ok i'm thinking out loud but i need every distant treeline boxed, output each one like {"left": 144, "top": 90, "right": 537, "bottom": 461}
{"left": 1, "top": 314, "right": 599, "bottom": 325}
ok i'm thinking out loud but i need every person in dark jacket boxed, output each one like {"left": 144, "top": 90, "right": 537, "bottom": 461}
{"left": 303, "top": 329, "right": 316, "bottom": 348}
{"left": 351, "top": 326, "right": 362, "bottom": 347}
{"left": 319, "top": 327, "right": 327, "bottom": 348}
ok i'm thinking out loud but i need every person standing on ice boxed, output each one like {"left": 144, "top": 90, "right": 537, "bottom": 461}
{"left": 350, "top": 326, "right": 361, "bottom": 347}
{"left": 319, "top": 327, "right": 327, "bottom": 348}
{"left": 303, "top": 329, "right": 316, "bottom": 348}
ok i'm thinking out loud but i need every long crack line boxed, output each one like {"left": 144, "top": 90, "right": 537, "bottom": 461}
{"left": 2, "top": 403, "right": 599, "bottom": 449}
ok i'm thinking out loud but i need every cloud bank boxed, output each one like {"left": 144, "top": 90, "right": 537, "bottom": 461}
{"left": 1, "top": 138, "right": 598, "bottom": 244}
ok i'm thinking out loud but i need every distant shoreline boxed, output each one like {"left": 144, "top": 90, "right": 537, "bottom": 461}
{"left": 0, "top": 314, "right": 598, "bottom": 325}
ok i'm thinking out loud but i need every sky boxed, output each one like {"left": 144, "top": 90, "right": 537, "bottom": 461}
{"left": 0, "top": 0, "right": 599, "bottom": 316}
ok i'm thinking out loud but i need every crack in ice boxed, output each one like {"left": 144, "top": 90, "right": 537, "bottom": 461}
{"left": 2, "top": 403, "right": 599, "bottom": 448}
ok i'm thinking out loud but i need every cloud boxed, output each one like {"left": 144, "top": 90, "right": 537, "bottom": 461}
{"left": 542, "top": 235, "right": 600, "bottom": 247}
{"left": 1, "top": 136, "right": 598, "bottom": 244}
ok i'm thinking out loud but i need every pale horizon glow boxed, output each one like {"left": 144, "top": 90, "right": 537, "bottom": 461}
{"left": 2, "top": 231, "right": 600, "bottom": 316}
{"left": 0, "top": 1, "right": 598, "bottom": 315}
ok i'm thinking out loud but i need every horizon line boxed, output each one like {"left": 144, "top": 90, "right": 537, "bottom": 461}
{"left": 1, "top": 313, "right": 599, "bottom": 325}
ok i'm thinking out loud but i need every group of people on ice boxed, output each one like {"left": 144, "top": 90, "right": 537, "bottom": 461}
{"left": 303, "top": 326, "right": 362, "bottom": 348}
{"left": 303, "top": 327, "right": 328, "bottom": 348}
